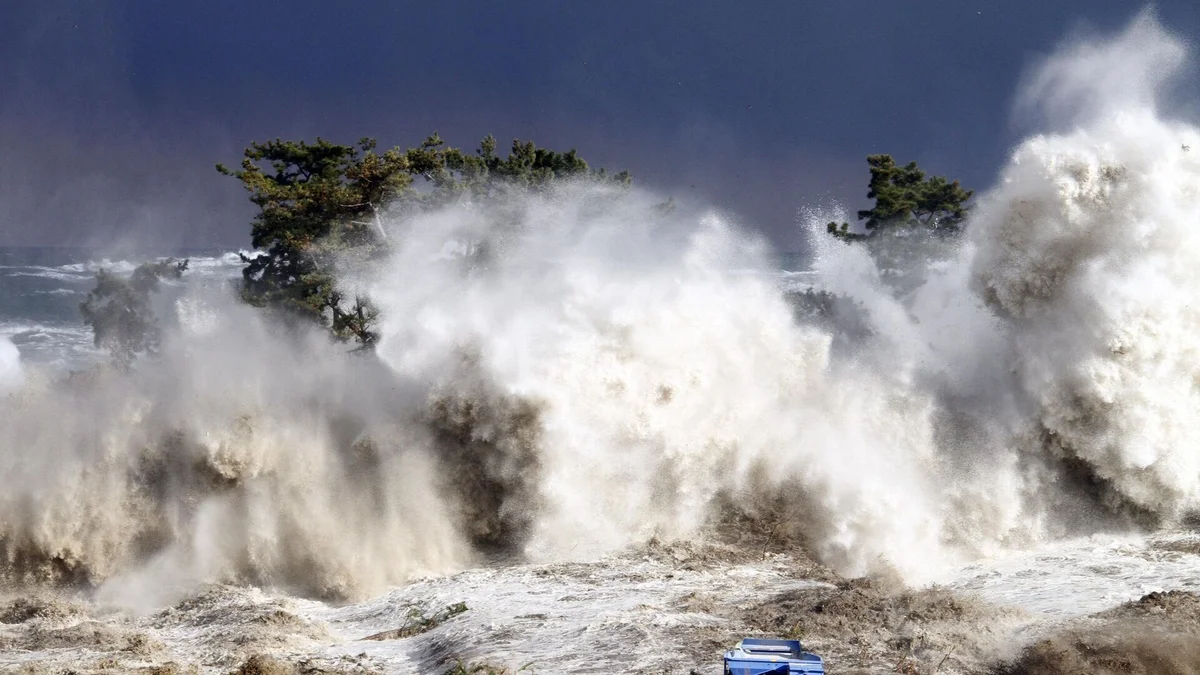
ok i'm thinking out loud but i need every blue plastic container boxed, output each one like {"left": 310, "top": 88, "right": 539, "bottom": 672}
{"left": 722, "top": 638, "right": 825, "bottom": 675}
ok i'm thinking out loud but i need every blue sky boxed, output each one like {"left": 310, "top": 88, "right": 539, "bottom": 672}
{"left": 1, "top": 1, "right": 1197, "bottom": 252}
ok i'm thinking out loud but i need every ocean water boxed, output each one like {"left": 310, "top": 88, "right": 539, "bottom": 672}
{"left": 0, "top": 247, "right": 246, "bottom": 368}
{"left": 0, "top": 246, "right": 820, "bottom": 370}
{"left": 5, "top": 12, "right": 1200, "bottom": 674}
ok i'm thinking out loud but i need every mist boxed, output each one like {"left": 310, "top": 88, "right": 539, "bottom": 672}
{"left": 1, "top": 15, "right": 1199, "bottom": 667}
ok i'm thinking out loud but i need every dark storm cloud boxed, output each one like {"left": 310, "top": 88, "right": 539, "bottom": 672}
{"left": 1, "top": 1, "right": 1198, "bottom": 252}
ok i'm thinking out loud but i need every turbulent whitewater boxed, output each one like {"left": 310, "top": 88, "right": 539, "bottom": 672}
{"left": 4, "top": 9, "right": 1200, "bottom": 674}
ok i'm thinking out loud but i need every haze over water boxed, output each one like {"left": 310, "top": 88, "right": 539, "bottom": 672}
{"left": 4, "top": 9, "right": 1200, "bottom": 674}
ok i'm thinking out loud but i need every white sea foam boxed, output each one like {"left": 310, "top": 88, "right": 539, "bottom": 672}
{"left": 0, "top": 335, "right": 22, "bottom": 394}
{"left": 0, "top": 17, "right": 1197, "bottom": 675}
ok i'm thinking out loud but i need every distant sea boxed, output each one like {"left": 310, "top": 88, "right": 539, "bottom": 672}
{"left": 0, "top": 247, "right": 815, "bottom": 369}
{"left": 0, "top": 247, "right": 245, "bottom": 368}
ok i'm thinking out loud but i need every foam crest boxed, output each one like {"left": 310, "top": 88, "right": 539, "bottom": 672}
{"left": 0, "top": 335, "right": 21, "bottom": 393}
{"left": 1013, "top": 8, "right": 1187, "bottom": 129}
{"left": 2, "top": 10, "right": 1199, "bottom": 607}
{"left": 365, "top": 189, "right": 955, "bottom": 577}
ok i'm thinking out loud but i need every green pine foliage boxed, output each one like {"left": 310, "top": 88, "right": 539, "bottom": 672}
{"left": 826, "top": 154, "right": 973, "bottom": 240}
{"left": 216, "top": 134, "right": 629, "bottom": 346}
{"left": 79, "top": 258, "right": 189, "bottom": 367}
{"left": 825, "top": 154, "right": 973, "bottom": 297}
{"left": 795, "top": 155, "right": 975, "bottom": 337}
